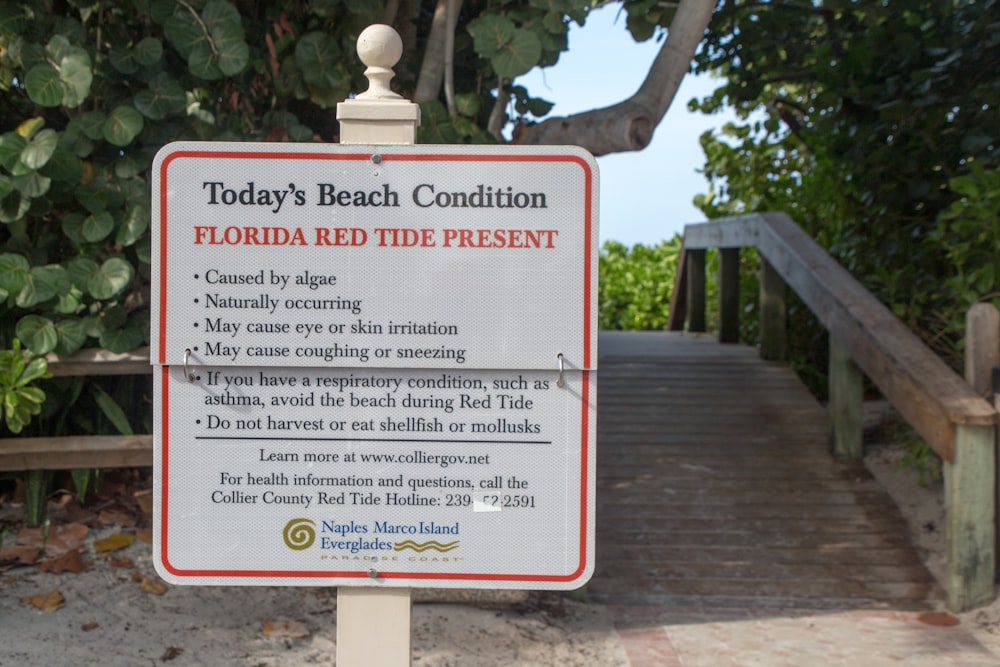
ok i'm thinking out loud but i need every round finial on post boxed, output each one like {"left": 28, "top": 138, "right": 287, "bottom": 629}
{"left": 356, "top": 24, "right": 404, "bottom": 101}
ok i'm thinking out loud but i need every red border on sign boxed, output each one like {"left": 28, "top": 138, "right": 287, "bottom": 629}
{"left": 156, "top": 148, "right": 595, "bottom": 585}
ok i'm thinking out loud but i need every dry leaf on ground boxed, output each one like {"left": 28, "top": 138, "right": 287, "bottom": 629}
{"left": 38, "top": 548, "right": 89, "bottom": 575}
{"left": 160, "top": 647, "right": 184, "bottom": 662}
{"left": 109, "top": 555, "right": 135, "bottom": 569}
{"left": 17, "top": 523, "right": 89, "bottom": 558}
{"left": 133, "top": 489, "right": 153, "bottom": 515}
{"left": 94, "top": 532, "right": 135, "bottom": 553}
{"left": 917, "top": 611, "right": 960, "bottom": 626}
{"left": 99, "top": 507, "right": 137, "bottom": 528}
{"left": 261, "top": 619, "right": 310, "bottom": 639}
{"left": 20, "top": 590, "right": 65, "bottom": 612}
{"left": 140, "top": 576, "right": 168, "bottom": 595}
{"left": 0, "top": 545, "right": 41, "bottom": 566}
{"left": 135, "top": 527, "right": 153, "bottom": 544}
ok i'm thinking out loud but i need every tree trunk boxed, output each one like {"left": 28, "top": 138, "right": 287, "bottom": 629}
{"left": 414, "top": 0, "right": 449, "bottom": 103}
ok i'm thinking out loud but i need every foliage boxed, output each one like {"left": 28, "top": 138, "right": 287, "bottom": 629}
{"left": 598, "top": 238, "right": 680, "bottom": 331}
{"left": 0, "top": 339, "right": 50, "bottom": 433}
{"left": 597, "top": 237, "right": 765, "bottom": 343}
{"left": 692, "top": 0, "right": 998, "bottom": 370}
{"left": 895, "top": 425, "right": 943, "bottom": 488}
{"left": 932, "top": 164, "right": 1000, "bottom": 324}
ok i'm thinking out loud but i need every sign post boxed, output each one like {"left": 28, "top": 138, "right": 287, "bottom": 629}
{"left": 150, "top": 25, "right": 597, "bottom": 667}
{"left": 334, "top": 25, "right": 419, "bottom": 667}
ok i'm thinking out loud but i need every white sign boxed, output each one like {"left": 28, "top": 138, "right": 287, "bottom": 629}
{"left": 151, "top": 143, "right": 597, "bottom": 588}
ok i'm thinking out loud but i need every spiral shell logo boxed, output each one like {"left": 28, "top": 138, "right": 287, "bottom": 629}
{"left": 283, "top": 518, "right": 316, "bottom": 550}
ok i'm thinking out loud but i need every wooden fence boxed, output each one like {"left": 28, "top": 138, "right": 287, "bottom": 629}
{"left": 0, "top": 347, "right": 153, "bottom": 471}
{"left": 667, "top": 211, "right": 998, "bottom": 612}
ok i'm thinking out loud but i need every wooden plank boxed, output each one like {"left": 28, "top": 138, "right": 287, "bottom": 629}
{"left": 0, "top": 435, "right": 153, "bottom": 471}
{"left": 597, "top": 501, "right": 914, "bottom": 522}
{"left": 596, "top": 489, "right": 900, "bottom": 506}
{"left": 596, "top": 476, "right": 887, "bottom": 494}
{"left": 597, "top": 462, "right": 849, "bottom": 476}
{"left": 588, "top": 576, "right": 932, "bottom": 605}
{"left": 595, "top": 560, "right": 930, "bottom": 583}
{"left": 596, "top": 544, "right": 928, "bottom": 568}
{"left": 593, "top": 515, "right": 911, "bottom": 533}
{"left": 596, "top": 529, "right": 918, "bottom": 550}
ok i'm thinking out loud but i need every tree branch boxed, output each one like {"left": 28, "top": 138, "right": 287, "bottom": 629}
{"left": 512, "top": 0, "right": 715, "bottom": 156}
{"left": 383, "top": 0, "right": 400, "bottom": 24}
{"left": 488, "top": 78, "right": 509, "bottom": 139}
{"left": 444, "top": 0, "right": 462, "bottom": 116}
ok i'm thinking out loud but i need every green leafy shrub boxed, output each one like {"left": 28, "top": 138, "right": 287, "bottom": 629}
{"left": 598, "top": 238, "right": 681, "bottom": 330}
{"left": 692, "top": 0, "right": 999, "bottom": 396}
{"left": 0, "top": 340, "right": 50, "bottom": 433}
{"left": 932, "top": 164, "right": 1000, "bottom": 331}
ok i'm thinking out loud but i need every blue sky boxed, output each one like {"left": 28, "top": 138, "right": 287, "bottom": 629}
{"left": 518, "top": 5, "right": 738, "bottom": 247}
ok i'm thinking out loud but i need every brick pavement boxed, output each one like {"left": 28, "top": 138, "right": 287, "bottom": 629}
{"left": 612, "top": 604, "right": 1000, "bottom": 667}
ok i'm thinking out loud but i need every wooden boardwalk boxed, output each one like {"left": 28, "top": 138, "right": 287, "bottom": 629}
{"left": 592, "top": 331, "right": 938, "bottom": 609}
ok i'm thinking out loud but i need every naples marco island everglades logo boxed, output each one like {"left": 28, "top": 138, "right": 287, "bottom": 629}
{"left": 282, "top": 518, "right": 460, "bottom": 555}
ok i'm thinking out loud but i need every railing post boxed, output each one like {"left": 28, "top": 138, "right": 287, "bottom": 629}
{"left": 828, "top": 338, "right": 863, "bottom": 461}
{"left": 995, "top": 367, "right": 1000, "bottom": 583}
{"left": 687, "top": 249, "right": 706, "bottom": 333}
{"left": 965, "top": 303, "right": 1000, "bottom": 397}
{"left": 945, "top": 423, "right": 996, "bottom": 611}
{"left": 718, "top": 247, "right": 740, "bottom": 343}
{"left": 963, "top": 302, "right": 999, "bottom": 589}
{"left": 336, "top": 25, "right": 420, "bottom": 144}
{"left": 759, "top": 258, "right": 787, "bottom": 361}
{"left": 949, "top": 303, "right": 999, "bottom": 610}
{"left": 335, "top": 24, "right": 419, "bottom": 667}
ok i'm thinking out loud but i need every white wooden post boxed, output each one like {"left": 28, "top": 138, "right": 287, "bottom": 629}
{"left": 336, "top": 24, "right": 420, "bottom": 145}
{"left": 334, "top": 24, "right": 420, "bottom": 666}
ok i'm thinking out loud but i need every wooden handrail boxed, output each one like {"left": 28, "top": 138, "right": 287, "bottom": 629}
{"left": 668, "top": 211, "right": 996, "bottom": 463}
